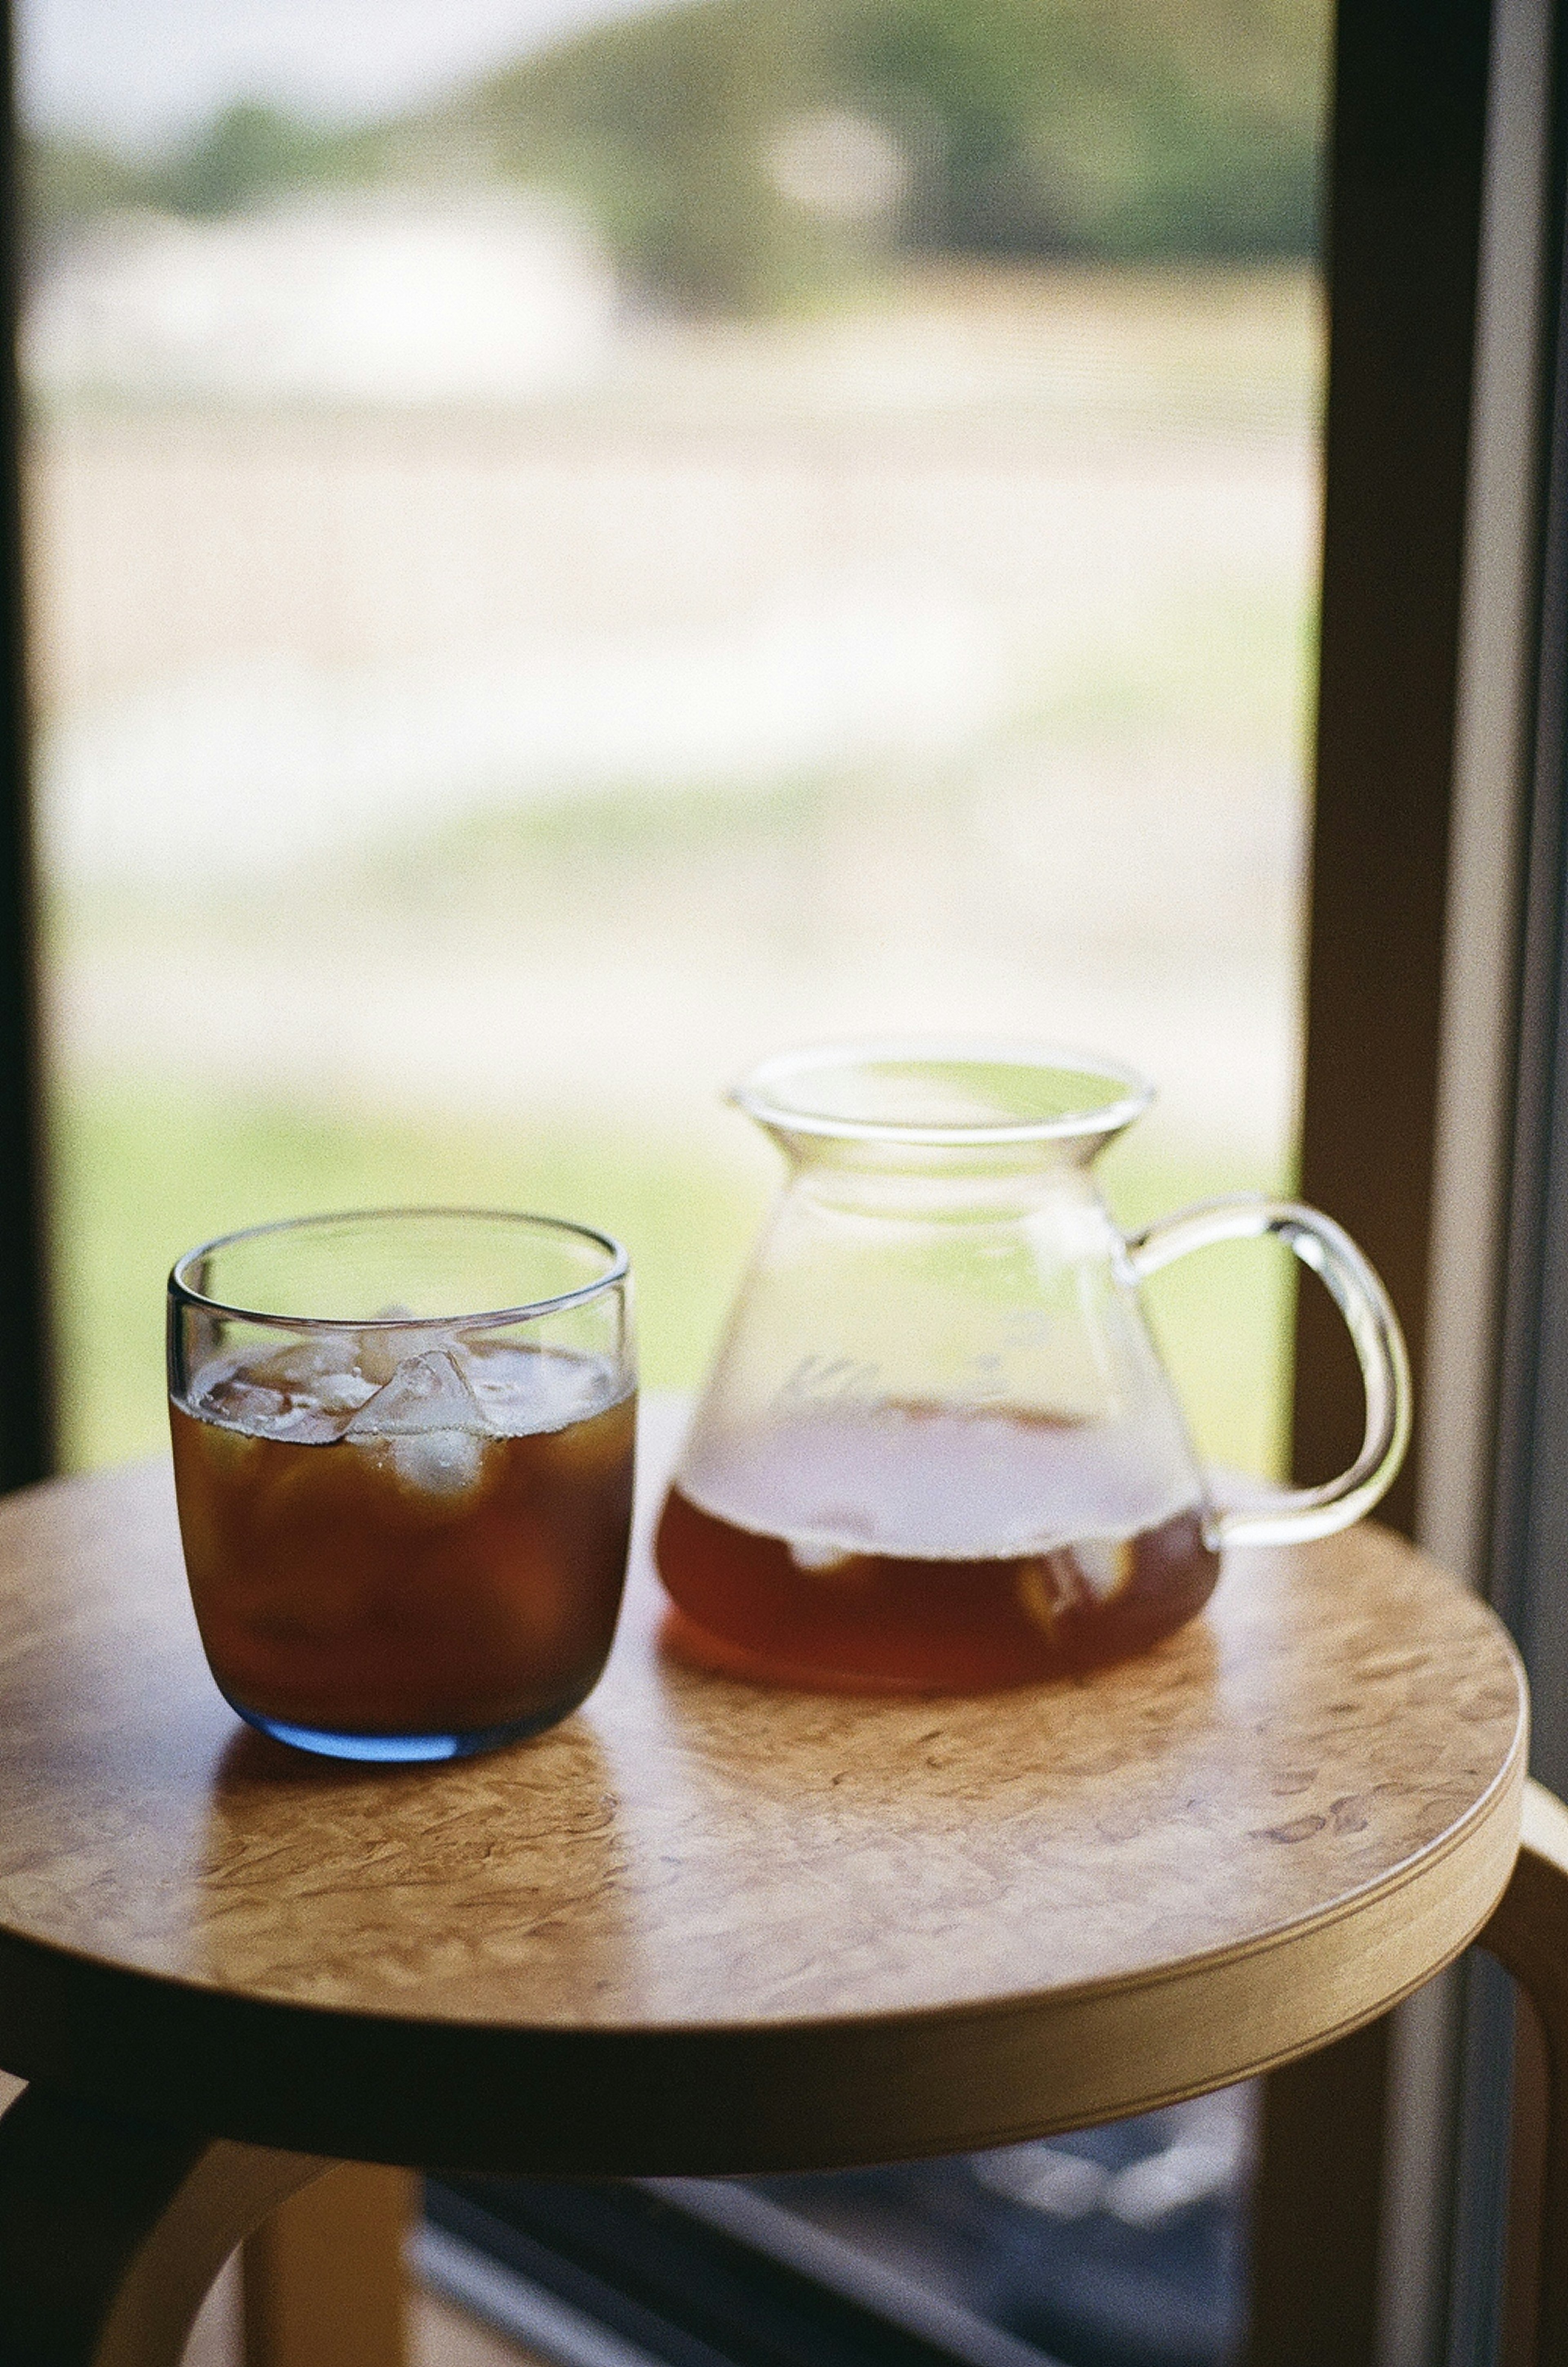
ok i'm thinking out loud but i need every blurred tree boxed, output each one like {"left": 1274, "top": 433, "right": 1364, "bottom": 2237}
{"left": 428, "top": 0, "right": 1327, "bottom": 303}
{"left": 465, "top": 4, "right": 836, "bottom": 313}
{"left": 20, "top": 132, "right": 158, "bottom": 259}
{"left": 850, "top": 0, "right": 1322, "bottom": 259}
{"left": 22, "top": 0, "right": 1328, "bottom": 307}
{"left": 156, "top": 103, "right": 364, "bottom": 218}
{"left": 23, "top": 104, "right": 379, "bottom": 250}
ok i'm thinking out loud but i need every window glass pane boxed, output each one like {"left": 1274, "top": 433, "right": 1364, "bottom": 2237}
{"left": 22, "top": 0, "right": 1324, "bottom": 1484}
{"left": 752, "top": 2102, "right": 1256, "bottom": 2365}
{"left": 20, "top": 2, "right": 1326, "bottom": 2360}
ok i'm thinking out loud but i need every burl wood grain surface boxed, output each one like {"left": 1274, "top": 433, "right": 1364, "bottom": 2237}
{"left": 0, "top": 1403, "right": 1526, "bottom": 2175}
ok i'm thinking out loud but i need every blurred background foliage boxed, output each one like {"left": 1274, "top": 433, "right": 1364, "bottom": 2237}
{"left": 25, "top": 0, "right": 1325, "bottom": 305}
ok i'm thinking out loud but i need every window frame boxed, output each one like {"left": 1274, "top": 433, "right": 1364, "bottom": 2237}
{"left": 1, "top": 1, "right": 1560, "bottom": 2363}
{"left": 0, "top": 0, "right": 50, "bottom": 1496}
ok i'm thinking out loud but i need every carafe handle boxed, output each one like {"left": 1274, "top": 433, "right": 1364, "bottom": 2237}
{"left": 1125, "top": 1197, "right": 1412, "bottom": 1547}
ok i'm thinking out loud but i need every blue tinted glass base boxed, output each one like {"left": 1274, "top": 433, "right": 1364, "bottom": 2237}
{"left": 232, "top": 1705, "right": 560, "bottom": 1763}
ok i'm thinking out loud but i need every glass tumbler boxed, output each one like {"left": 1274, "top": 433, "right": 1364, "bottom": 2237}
{"left": 168, "top": 1208, "right": 636, "bottom": 1761}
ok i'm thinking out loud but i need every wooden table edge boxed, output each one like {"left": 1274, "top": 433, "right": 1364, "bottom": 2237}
{"left": 0, "top": 1719, "right": 1526, "bottom": 2175}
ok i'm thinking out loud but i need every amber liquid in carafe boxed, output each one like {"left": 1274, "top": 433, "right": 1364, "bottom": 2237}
{"left": 655, "top": 1402, "right": 1219, "bottom": 1693}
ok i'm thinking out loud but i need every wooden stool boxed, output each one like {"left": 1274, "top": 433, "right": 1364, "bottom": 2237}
{"left": 0, "top": 1409, "right": 1559, "bottom": 2363}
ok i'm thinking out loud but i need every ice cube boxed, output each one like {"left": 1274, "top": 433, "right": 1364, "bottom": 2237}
{"left": 263, "top": 1399, "right": 357, "bottom": 1447}
{"left": 245, "top": 1336, "right": 363, "bottom": 1392}
{"left": 455, "top": 1342, "right": 532, "bottom": 1431}
{"left": 355, "top": 1309, "right": 423, "bottom": 1386}
{"left": 344, "top": 1346, "right": 492, "bottom": 1438}
{"left": 190, "top": 1362, "right": 288, "bottom": 1433}
{"left": 226, "top": 1335, "right": 379, "bottom": 1438}
{"left": 343, "top": 1345, "right": 494, "bottom": 1497}
{"left": 384, "top": 1429, "right": 488, "bottom": 1495}
{"left": 311, "top": 1370, "right": 381, "bottom": 1418}
{"left": 459, "top": 1342, "right": 617, "bottom": 1437}
{"left": 789, "top": 1538, "right": 858, "bottom": 1573}
{"left": 537, "top": 1351, "right": 615, "bottom": 1429}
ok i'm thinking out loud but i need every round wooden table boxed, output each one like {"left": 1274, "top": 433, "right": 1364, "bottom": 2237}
{"left": 0, "top": 1404, "right": 1559, "bottom": 2365}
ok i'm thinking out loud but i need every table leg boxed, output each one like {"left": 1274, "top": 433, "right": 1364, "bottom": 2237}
{"left": 0, "top": 2081, "right": 326, "bottom": 2367}
{"left": 242, "top": 2166, "right": 414, "bottom": 2367}
{"left": 1478, "top": 1776, "right": 1568, "bottom": 2367}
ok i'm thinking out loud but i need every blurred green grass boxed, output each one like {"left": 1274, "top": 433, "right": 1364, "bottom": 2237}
{"left": 51, "top": 1074, "right": 1292, "bottom": 1482}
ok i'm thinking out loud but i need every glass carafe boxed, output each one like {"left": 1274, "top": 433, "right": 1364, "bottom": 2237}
{"left": 654, "top": 1039, "right": 1410, "bottom": 1693}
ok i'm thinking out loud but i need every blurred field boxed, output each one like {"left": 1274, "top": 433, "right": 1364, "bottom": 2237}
{"left": 33, "top": 265, "right": 1316, "bottom": 1125}
{"left": 33, "top": 262, "right": 1316, "bottom": 1484}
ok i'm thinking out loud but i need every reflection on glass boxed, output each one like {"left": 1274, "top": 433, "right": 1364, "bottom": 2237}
{"left": 757, "top": 2089, "right": 1256, "bottom": 2367}
{"left": 425, "top": 2086, "right": 1258, "bottom": 2367}
{"left": 22, "top": 2, "right": 1324, "bottom": 2356}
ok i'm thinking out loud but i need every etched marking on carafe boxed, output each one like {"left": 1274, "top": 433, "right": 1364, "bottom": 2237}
{"left": 776, "top": 1353, "right": 884, "bottom": 1413}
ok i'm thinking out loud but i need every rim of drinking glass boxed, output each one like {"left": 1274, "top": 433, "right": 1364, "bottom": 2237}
{"left": 168, "top": 1206, "right": 630, "bottom": 1331}
{"left": 730, "top": 1036, "right": 1156, "bottom": 1145}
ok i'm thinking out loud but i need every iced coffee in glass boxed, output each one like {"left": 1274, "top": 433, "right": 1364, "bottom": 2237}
{"left": 167, "top": 1208, "right": 636, "bottom": 1761}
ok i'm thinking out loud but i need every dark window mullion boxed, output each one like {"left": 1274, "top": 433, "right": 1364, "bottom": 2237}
{"left": 0, "top": 0, "right": 52, "bottom": 1492}
{"left": 1252, "top": 4, "right": 1496, "bottom": 2358}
